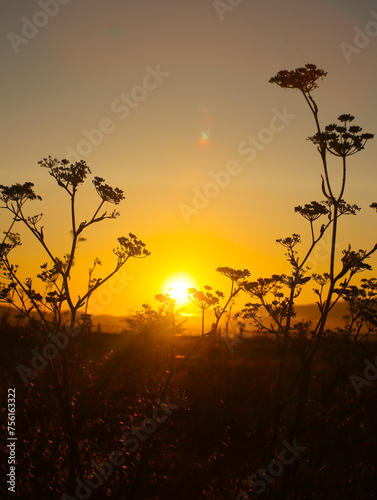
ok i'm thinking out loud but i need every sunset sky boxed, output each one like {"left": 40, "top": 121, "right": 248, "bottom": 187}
{"left": 2, "top": 0, "right": 377, "bottom": 318}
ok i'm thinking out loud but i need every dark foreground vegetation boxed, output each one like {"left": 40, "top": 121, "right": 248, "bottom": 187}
{"left": 1, "top": 323, "right": 377, "bottom": 499}
{"left": 2, "top": 63, "right": 377, "bottom": 498}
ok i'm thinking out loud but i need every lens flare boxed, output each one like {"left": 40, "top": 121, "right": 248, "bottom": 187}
{"left": 200, "top": 128, "right": 211, "bottom": 145}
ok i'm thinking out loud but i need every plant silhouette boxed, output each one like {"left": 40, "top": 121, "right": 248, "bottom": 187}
{"left": 0, "top": 157, "right": 150, "bottom": 492}
{"left": 1, "top": 69, "right": 377, "bottom": 499}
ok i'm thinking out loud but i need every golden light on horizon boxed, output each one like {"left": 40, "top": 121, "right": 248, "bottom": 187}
{"left": 161, "top": 272, "right": 198, "bottom": 304}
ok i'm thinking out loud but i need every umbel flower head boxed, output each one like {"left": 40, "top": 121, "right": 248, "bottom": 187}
{"left": 341, "top": 247, "right": 372, "bottom": 275}
{"left": 0, "top": 232, "right": 21, "bottom": 258}
{"left": 0, "top": 182, "right": 41, "bottom": 207}
{"left": 276, "top": 234, "right": 301, "bottom": 249}
{"left": 187, "top": 285, "right": 224, "bottom": 310}
{"left": 92, "top": 177, "right": 124, "bottom": 204}
{"left": 312, "top": 273, "right": 330, "bottom": 286}
{"left": 309, "top": 115, "right": 374, "bottom": 157}
{"left": 114, "top": 233, "right": 151, "bottom": 263}
{"left": 39, "top": 156, "right": 91, "bottom": 192}
{"left": 242, "top": 275, "right": 283, "bottom": 299}
{"left": 294, "top": 201, "right": 329, "bottom": 222}
{"left": 216, "top": 267, "right": 250, "bottom": 282}
{"left": 269, "top": 63, "right": 327, "bottom": 93}
{"left": 333, "top": 199, "right": 360, "bottom": 216}
{"left": 155, "top": 293, "right": 177, "bottom": 311}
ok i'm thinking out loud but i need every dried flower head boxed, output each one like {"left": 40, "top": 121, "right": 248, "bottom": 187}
{"left": 0, "top": 182, "right": 41, "bottom": 207}
{"left": 0, "top": 232, "right": 21, "bottom": 258}
{"left": 187, "top": 287, "right": 223, "bottom": 310}
{"left": 309, "top": 116, "right": 373, "bottom": 157}
{"left": 312, "top": 273, "right": 330, "bottom": 286}
{"left": 114, "top": 233, "right": 151, "bottom": 263}
{"left": 39, "top": 156, "right": 91, "bottom": 192}
{"left": 276, "top": 234, "right": 301, "bottom": 249}
{"left": 294, "top": 201, "right": 329, "bottom": 222}
{"left": 341, "top": 248, "right": 372, "bottom": 275}
{"left": 155, "top": 293, "right": 177, "bottom": 311}
{"left": 269, "top": 64, "right": 327, "bottom": 93}
{"left": 92, "top": 177, "right": 125, "bottom": 204}
{"left": 216, "top": 267, "right": 251, "bottom": 282}
{"left": 242, "top": 275, "right": 283, "bottom": 299}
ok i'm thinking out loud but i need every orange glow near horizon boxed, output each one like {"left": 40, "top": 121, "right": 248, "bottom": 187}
{"left": 160, "top": 272, "right": 198, "bottom": 305}
{"left": 2, "top": 1, "right": 377, "bottom": 321}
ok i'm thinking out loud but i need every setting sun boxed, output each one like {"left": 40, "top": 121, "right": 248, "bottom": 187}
{"left": 161, "top": 272, "right": 198, "bottom": 304}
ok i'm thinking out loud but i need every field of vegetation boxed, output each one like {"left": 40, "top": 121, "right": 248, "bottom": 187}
{"left": 1, "top": 64, "right": 377, "bottom": 499}
{"left": 1, "top": 321, "right": 377, "bottom": 499}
